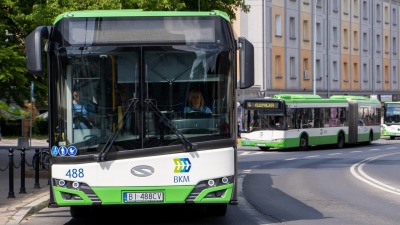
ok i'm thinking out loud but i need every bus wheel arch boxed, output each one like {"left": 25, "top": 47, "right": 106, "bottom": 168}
{"left": 299, "top": 133, "right": 308, "bottom": 151}
{"left": 336, "top": 131, "right": 345, "bottom": 149}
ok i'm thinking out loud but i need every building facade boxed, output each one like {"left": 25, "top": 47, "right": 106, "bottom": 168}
{"left": 237, "top": 0, "right": 400, "bottom": 101}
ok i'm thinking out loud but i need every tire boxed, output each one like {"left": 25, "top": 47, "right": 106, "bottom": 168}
{"left": 390, "top": 136, "right": 395, "bottom": 140}
{"left": 206, "top": 203, "right": 227, "bottom": 216}
{"left": 337, "top": 132, "right": 345, "bottom": 149}
{"left": 259, "top": 147, "right": 270, "bottom": 151}
{"left": 367, "top": 133, "right": 373, "bottom": 145}
{"left": 299, "top": 134, "right": 308, "bottom": 151}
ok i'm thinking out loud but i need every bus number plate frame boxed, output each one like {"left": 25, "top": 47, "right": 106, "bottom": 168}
{"left": 123, "top": 192, "right": 164, "bottom": 203}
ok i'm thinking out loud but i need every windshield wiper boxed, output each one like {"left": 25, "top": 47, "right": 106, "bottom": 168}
{"left": 145, "top": 99, "right": 197, "bottom": 152}
{"left": 95, "top": 98, "right": 138, "bottom": 162}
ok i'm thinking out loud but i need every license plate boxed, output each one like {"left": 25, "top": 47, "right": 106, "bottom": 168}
{"left": 256, "top": 143, "right": 265, "bottom": 147}
{"left": 123, "top": 192, "right": 164, "bottom": 203}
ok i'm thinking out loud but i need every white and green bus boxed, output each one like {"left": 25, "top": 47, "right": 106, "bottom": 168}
{"left": 382, "top": 102, "right": 400, "bottom": 139}
{"left": 25, "top": 10, "right": 254, "bottom": 217}
{"left": 239, "top": 94, "right": 381, "bottom": 150}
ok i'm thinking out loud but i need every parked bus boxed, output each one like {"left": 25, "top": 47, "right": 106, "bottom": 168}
{"left": 382, "top": 102, "right": 400, "bottom": 139}
{"left": 25, "top": 10, "right": 254, "bottom": 217}
{"left": 239, "top": 94, "right": 381, "bottom": 150}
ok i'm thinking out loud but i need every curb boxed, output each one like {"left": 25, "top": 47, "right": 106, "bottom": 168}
{"left": 7, "top": 194, "right": 49, "bottom": 225}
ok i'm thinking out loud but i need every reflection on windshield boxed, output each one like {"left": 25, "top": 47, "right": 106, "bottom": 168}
{"left": 56, "top": 46, "right": 232, "bottom": 154}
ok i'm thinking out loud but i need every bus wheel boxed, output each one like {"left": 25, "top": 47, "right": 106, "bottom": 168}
{"left": 337, "top": 132, "right": 345, "bottom": 149}
{"left": 390, "top": 136, "right": 395, "bottom": 140}
{"left": 367, "top": 133, "right": 373, "bottom": 145}
{"left": 299, "top": 134, "right": 308, "bottom": 151}
{"left": 259, "top": 147, "right": 270, "bottom": 151}
{"left": 206, "top": 203, "right": 227, "bottom": 216}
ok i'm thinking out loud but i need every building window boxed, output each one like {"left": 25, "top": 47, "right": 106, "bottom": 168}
{"left": 343, "top": 0, "right": 349, "bottom": 15}
{"left": 384, "top": 6, "right": 389, "bottom": 24}
{"left": 353, "top": 30, "right": 358, "bottom": 50}
{"left": 316, "top": 22, "right": 322, "bottom": 44}
{"left": 353, "top": 63, "right": 359, "bottom": 82}
{"left": 393, "top": 8, "right": 397, "bottom": 26}
{"left": 343, "top": 28, "right": 349, "bottom": 49}
{"left": 393, "top": 66, "right": 398, "bottom": 83}
{"left": 316, "top": 59, "right": 322, "bottom": 80}
{"left": 275, "top": 15, "right": 282, "bottom": 37}
{"left": 343, "top": 62, "right": 349, "bottom": 82}
{"left": 376, "top": 3, "right": 381, "bottom": 22}
{"left": 290, "top": 57, "right": 296, "bottom": 79}
{"left": 385, "top": 35, "right": 389, "bottom": 54}
{"left": 393, "top": 37, "right": 397, "bottom": 54}
{"left": 289, "top": 17, "right": 296, "bottom": 39}
{"left": 353, "top": 0, "right": 359, "bottom": 18}
{"left": 333, "top": 61, "right": 338, "bottom": 81}
{"left": 363, "top": 63, "right": 368, "bottom": 82}
{"left": 303, "top": 20, "right": 310, "bottom": 41}
{"left": 303, "top": 0, "right": 310, "bottom": 5}
{"left": 304, "top": 58, "right": 310, "bottom": 80}
{"left": 376, "top": 34, "right": 381, "bottom": 53}
{"left": 316, "top": 0, "right": 322, "bottom": 8}
{"left": 332, "top": 0, "right": 339, "bottom": 13}
{"left": 362, "top": 1, "right": 368, "bottom": 20}
{"left": 333, "top": 26, "right": 338, "bottom": 47}
{"left": 376, "top": 65, "right": 381, "bottom": 82}
{"left": 385, "top": 65, "right": 389, "bottom": 83}
{"left": 363, "top": 32, "right": 368, "bottom": 51}
{"left": 275, "top": 55, "right": 282, "bottom": 77}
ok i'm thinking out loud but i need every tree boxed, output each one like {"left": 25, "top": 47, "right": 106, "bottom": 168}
{"left": 0, "top": 0, "right": 250, "bottom": 110}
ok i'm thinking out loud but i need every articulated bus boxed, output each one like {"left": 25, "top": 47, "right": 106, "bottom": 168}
{"left": 382, "top": 102, "right": 400, "bottom": 139}
{"left": 25, "top": 10, "right": 254, "bottom": 217}
{"left": 239, "top": 94, "right": 381, "bottom": 150}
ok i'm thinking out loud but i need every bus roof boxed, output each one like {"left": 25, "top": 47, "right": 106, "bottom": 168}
{"left": 274, "top": 94, "right": 322, "bottom": 100}
{"left": 54, "top": 10, "right": 231, "bottom": 24}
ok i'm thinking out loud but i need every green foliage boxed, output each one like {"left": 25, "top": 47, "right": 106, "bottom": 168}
{"left": 0, "top": 0, "right": 250, "bottom": 119}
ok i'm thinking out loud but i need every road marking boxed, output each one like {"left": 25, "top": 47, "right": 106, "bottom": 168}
{"left": 386, "top": 147, "right": 397, "bottom": 150}
{"left": 350, "top": 152, "right": 400, "bottom": 196}
{"left": 328, "top": 153, "right": 342, "bottom": 156}
{"left": 242, "top": 169, "right": 252, "bottom": 174}
{"left": 304, "top": 155, "right": 320, "bottom": 158}
{"left": 285, "top": 158, "right": 297, "bottom": 161}
{"left": 369, "top": 149, "right": 381, "bottom": 151}
{"left": 350, "top": 150, "right": 362, "bottom": 153}
{"left": 240, "top": 152, "right": 251, "bottom": 156}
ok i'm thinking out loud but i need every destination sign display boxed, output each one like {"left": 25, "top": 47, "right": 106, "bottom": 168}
{"left": 386, "top": 103, "right": 400, "bottom": 108}
{"left": 246, "top": 101, "right": 279, "bottom": 109}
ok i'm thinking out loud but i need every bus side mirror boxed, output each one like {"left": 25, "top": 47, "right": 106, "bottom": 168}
{"left": 25, "top": 26, "right": 50, "bottom": 75}
{"left": 238, "top": 37, "right": 254, "bottom": 89}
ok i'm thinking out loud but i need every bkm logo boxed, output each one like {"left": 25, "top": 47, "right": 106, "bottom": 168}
{"left": 173, "top": 158, "right": 191, "bottom": 173}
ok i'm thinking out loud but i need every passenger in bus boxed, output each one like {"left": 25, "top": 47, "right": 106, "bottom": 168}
{"left": 275, "top": 116, "right": 285, "bottom": 128}
{"left": 73, "top": 89, "right": 92, "bottom": 129}
{"left": 184, "top": 90, "right": 212, "bottom": 115}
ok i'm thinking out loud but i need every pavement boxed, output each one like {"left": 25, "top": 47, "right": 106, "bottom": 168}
{"left": 0, "top": 138, "right": 49, "bottom": 225}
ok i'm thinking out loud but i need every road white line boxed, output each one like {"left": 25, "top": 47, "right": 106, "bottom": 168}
{"left": 239, "top": 152, "right": 251, "bottom": 156}
{"left": 242, "top": 169, "right": 252, "bottom": 174}
{"left": 350, "top": 152, "right": 400, "bottom": 196}
{"left": 285, "top": 158, "right": 297, "bottom": 161}
{"left": 369, "top": 149, "right": 381, "bottom": 151}
{"left": 385, "top": 147, "right": 397, "bottom": 150}
{"left": 304, "top": 155, "right": 320, "bottom": 158}
{"left": 350, "top": 150, "right": 362, "bottom": 153}
{"left": 328, "top": 153, "right": 342, "bottom": 156}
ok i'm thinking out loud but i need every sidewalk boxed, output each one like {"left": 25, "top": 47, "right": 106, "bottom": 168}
{"left": 0, "top": 138, "right": 50, "bottom": 225}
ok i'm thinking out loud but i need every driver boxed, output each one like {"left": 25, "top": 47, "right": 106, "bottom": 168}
{"left": 184, "top": 90, "right": 212, "bottom": 114}
{"left": 72, "top": 89, "right": 92, "bottom": 129}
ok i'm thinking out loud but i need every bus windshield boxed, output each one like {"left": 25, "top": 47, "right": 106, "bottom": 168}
{"left": 55, "top": 45, "right": 232, "bottom": 154}
{"left": 384, "top": 103, "right": 400, "bottom": 124}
